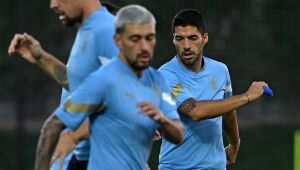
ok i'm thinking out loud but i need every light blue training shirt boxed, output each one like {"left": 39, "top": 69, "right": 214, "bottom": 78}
{"left": 51, "top": 6, "right": 118, "bottom": 170}
{"left": 158, "top": 56, "right": 232, "bottom": 170}
{"left": 56, "top": 58, "right": 180, "bottom": 169}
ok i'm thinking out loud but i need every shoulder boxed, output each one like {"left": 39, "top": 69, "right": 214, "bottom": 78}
{"left": 143, "top": 67, "right": 166, "bottom": 85}
{"left": 86, "top": 9, "right": 115, "bottom": 39}
{"left": 88, "top": 59, "right": 118, "bottom": 83}
{"left": 158, "top": 58, "right": 181, "bottom": 82}
{"left": 159, "top": 57, "right": 177, "bottom": 72}
{"left": 204, "top": 56, "right": 229, "bottom": 72}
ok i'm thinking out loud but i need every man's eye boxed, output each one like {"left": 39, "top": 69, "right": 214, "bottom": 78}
{"left": 130, "top": 37, "right": 140, "bottom": 42}
{"left": 146, "top": 35, "right": 155, "bottom": 41}
{"left": 175, "top": 37, "right": 183, "bottom": 41}
{"left": 188, "top": 36, "right": 198, "bottom": 41}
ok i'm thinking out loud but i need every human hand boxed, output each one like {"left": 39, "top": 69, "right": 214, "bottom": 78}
{"left": 8, "top": 33, "right": 45, "bottom": 64}
{"left": 137, "top": 102, "right": 166, "bottom": 123}
{"left": 244, "top": 81, "right": 269, "bottom": 102}
{"left": 225, "top": 143, "right": 239, "bottom": 167}
{"left": 146, "top": 163, "right": 151, "bottom": 170}
{"left": 50, "top": 130, "right": 78, "bottom": 170}
{"left": 153, "top": 130, "right": 161, "bottom": 141}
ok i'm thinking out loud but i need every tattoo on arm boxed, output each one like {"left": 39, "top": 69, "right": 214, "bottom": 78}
{"left": 34, "top": 115, "right": 64, "bottom": 170}
{"left": 178, "top": 98, "right": 196, "bottom": 115}
{"left": 53, "top": 65, "right": 69, "bottom": 90}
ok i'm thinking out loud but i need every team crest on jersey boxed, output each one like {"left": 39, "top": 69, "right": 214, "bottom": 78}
{"left": 171, "top": 84, "right": 182, "bottom": 98}
{"left": 209, "top": 76, "right": 218, "bottom": 90}
{"left": 124, "top": 92, "right": 135, "bottom": 98}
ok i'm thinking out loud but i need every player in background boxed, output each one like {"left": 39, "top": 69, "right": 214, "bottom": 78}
{"left": 158, "top": 8, "right": 269, "bottom": 169}
{"left": 8, "top": 0, "right": 119, "bottom": 169}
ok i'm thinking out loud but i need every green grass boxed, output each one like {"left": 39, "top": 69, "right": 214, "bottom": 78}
{"left": 149, "top": 125, "right": 297, "bottom": 170}
{"left": 294, "top": 130, "right": 300, "bottom": 170}
{"left": 0, "top": 125, "right": 298, "bottom": 170}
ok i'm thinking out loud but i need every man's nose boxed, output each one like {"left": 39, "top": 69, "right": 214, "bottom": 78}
{"left": 183, "top": 39, "right": 191, "bottom": 50}
{"left": 140, "top": 39, "right": 151, "bottom": 51}
{"left": 50, "top": 0, "right": 58, "bottom": 10}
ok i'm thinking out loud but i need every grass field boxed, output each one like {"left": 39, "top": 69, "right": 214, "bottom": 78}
{"left": 0, "top": 125, "right": 297, "bottom": 170}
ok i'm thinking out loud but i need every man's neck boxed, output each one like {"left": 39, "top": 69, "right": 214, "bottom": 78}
{"left": 119, "top": 56, "right": 144, "bottom": 78}
{"left": 178, "top": 55, "right": 204, "bottom": 73}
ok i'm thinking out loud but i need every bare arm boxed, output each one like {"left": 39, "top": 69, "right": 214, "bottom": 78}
{"left": 8, "top": 33, "right": 69, "bottom": 90}
{"left": 36, "top": 51, "right": 69, "bottom": 90}
{"left": 34, "top": 114, "right": 64, "bottom": 170}
{"left": 223, "top": 110, "right": 240, "bottom": 167}
{"left": 178, "top": 81, "right": 268, "bottom": 121}
{"left": 137, "top": 102, "right": 183, "bottom": 144}
{"left": 51, "top": 120, "right": 89, "bottom": 169}
{"left": 159, "top": 120, "right": 183, "bottom": 144}
{"left": 178, "top": 94, "right": 248, "bottom": 121}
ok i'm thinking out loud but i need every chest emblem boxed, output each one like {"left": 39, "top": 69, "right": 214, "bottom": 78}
{"left": 209, "top": 76, "right": 218, "bottom": 90}
{"left": 124, "top": 92, "right": 135, "bottom": 99}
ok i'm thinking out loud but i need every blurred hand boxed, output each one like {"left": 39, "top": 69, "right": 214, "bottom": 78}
{"left": 146, "top": 164, "right": 151, "bottom": 170}
{"left": 245, "top": 81, "right": 269, "bottom": 102}
{"left": 137, "top": 102, "right": 166, "bottom": 123}
{"left": 8, "top": 33, "right": 45, "bottom": 64}
{"left": 50, "top": 130, "right": 78, "bottom": 170}
{"left": 225, "top": 143, "right": 239, "bottom": 168}
{"left": 153, "top": 130, "right": 161, "bottom": 141}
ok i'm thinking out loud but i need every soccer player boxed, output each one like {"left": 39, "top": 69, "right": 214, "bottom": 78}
{"left": 158, "top": 9, "right": 269, "bottom": 169}
{"left": 8, "top": 0, "right": 119, "bottom": 169}
{"left": 37, "top": 4, "right": 183, "bottom": 170}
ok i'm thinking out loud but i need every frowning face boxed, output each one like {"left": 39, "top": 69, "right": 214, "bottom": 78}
{"left": 173, "top": 25, "right": 208, "bottom": 70}
{"left": 115, "top": 23, "right": 156, "bottom": 75}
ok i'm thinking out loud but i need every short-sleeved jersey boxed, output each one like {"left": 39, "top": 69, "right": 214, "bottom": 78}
{"left": 158, "top": 56, "right": 232, "bottom": 170}
{"left": 55, "top": 58, "right": 180, "bottom": 169}
{"left": 52, "top": 6, "right": 118, "bottom": 169}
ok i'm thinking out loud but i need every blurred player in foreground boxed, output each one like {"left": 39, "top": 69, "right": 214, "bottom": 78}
{"left": 8, "top": 0, "right": 119, "bottom": 169}
{"left": 158, "top": 9, "right": 269, "bottom": 169}
{"left": 39, "top": 4, "right": 183, "bottom": 169}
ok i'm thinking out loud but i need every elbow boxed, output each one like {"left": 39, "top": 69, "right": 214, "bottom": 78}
{"left": 173, "top": 130, "right": 184, "bottom": 144}
{"left": 169, "top": 132, "right": 183, "bottom": 144}
{"left": 40, "top": 114, "right": 64, "bottom": 140}
{"left": 169, "top": 123, "right": 184, "bottom": 144}
{"left": 189, "top": 110, "right": 207, "bottom": 121}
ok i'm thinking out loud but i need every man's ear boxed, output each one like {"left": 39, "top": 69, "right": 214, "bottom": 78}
{"left": 114, "top": 34, "right": 122, "bottom": 50}
{"left": 203, "top": 32, "right": 209, "bottom": 45}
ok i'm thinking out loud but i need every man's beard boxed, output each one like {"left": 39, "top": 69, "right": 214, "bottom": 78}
{"left": 127, "top": 52, "right": 152, "bottom": 71}
{"left": 62, "top": 17, "right": 80, "bottom": 27}
{"left": 178, "top": 51, "right": 201, "bottom": 66}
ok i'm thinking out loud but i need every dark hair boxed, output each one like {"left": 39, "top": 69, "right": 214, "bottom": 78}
{"left": 102, "top": 2, "right": 120, "bottom": 15}
{"left": 172, "top": 9, "right": 207, "bottom": 35}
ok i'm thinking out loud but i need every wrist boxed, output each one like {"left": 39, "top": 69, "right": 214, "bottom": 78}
{"left": 35, "top": 50, "right": 47, "bottom": 63}
{"left": 244, "top": 93, "right": 250, "bottom": 103}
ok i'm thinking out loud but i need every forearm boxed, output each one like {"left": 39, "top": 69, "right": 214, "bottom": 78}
{"left": 223, "top": 110, "right": 240, "bottom": 147}
{"left": 36, "top": 51, "right": 69, "bottom": 90}
{"left": 160, "top": 119, "right": 183, "bottom": 144}
{"left": 34, "top": 114, "right": 64, "bottom": 170}
{"left": 70, "top": 119, "right": 90, "bottom": 143}
{"left": 180, "top": 94, "right": 249, "bottom": 121}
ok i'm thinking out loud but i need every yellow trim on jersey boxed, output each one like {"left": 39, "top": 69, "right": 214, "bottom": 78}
{"left": 64, "top": 100, "right": 106, "bottom": 113}
{"left": 171, "top": 83, "right": 182, "bottom": 98}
